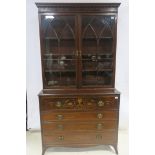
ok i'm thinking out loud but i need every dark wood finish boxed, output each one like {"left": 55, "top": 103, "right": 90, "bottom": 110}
{"left": 36, "top": 3, "right": 120, "bottom": 155}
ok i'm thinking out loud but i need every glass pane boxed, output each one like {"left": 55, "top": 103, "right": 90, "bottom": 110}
{"left": 81, "top": 16, "right": 115, "bottom": 86}
{"left": 41, "top": 15, "right": 76, "bottom": 87}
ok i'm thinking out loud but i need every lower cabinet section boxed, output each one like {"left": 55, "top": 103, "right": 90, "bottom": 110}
{"left": 43, "top": 132, "right": 117, "bottom": 145}
{"left": 39, "top": 92, "right": 120, "bottom": 155}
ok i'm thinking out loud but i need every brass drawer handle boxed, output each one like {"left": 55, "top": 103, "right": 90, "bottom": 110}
{"left": 57, "top": 114, "right": 64, "bottom": 120}
{"left": 56, "top": 101, "right": 62, "bottom": 108}
{"left": 96, "top": 134, "right": 102, "bottom": 140}
{"left": 87, "top": 102, "right": 92, "bottom": 106}
{"left": 57, "top": 124, "right": 64, "bottom": 130}
{"left": 96, "top": 123, "right": 103, "bottom": 130}
{"left": 67, "top": 102, "right": 73, "bottom": 106}
{"left": 97, "top": 113, "right": 103, "bottom": 119}
{"left": 58, "top": 135, "right": 64, "bottom": 141}
{"left": 98, "top": 100, "right": 104, "bottom": 107}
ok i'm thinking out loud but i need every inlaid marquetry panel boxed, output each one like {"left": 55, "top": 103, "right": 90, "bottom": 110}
{"left": 40, "top": 96, "right": 118, "bottom": 111}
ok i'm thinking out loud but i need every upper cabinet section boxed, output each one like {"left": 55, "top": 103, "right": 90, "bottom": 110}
{"left": 36, "top": 3, "right": 120, "bottom": 89}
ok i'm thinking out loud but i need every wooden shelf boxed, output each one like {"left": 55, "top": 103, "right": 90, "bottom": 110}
{"left": 82, "top": 37, "right": 113, "bottom": 40}
{"left": 43, "top": 58, "right": 76, "bottom": 61}
{"left": 82, "top": 69, "right": 112, "bottom": 72}
{"left": 82, "top": 58, "right": 112, "bottom": 61}
{"left": 45, "top": 69, "right": 75, "bottom": 72}
{"left": 82, "top": 52, "right": 113, "bottom": 55}
{"left": 44, "top": 53, "right": 75, "bottom": 56}
{"left": 45, "top": 37, "right": 75, "bottom": 40}
{"left": 99, "top": 37, "right": 113, "bottom": 40}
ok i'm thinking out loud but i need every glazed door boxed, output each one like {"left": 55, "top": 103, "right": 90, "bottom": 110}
{"left": 79, "top": 15, "right": 116, "bottom": 87}
{"left": 40, "top": 15, "right": 78, "bottom": 88}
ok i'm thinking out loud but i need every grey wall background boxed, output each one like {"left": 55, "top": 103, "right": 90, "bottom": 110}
{"left": 26, "top": 0, "right": 129, "bottom": 130}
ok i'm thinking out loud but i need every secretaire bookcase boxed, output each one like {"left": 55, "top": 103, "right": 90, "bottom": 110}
{"left": 36, "top": 3, "right": 121, "bottom": 155}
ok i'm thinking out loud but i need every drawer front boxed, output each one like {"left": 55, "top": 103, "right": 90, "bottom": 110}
{"left": 42, "top": 120, "right": 117, "bottom": 132}
{"left": 41, "top": 111, "right": 118, "bottom": 122}
{"left": 43, "top": 132, "right": 117, "bottom": 145}
{"left": 40, "top": 96, "right": 119, "bottom": 111}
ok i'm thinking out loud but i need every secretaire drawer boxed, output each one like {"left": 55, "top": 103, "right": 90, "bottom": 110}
{"left": 42, "top": 120, "right": 117, "bottom": 132}
{"left": 41, "top": 111, "right": 118, "bottom": 122}
{"left": 40, "top": 96, "right": 119, "bottom": 111}
{"left": 43, "top": 131, "right": 117, "bottom": 145}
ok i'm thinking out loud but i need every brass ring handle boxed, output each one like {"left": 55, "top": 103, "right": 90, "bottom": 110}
{"left": 98, "top": 100, "right": 104, "bottom": 107}
{"left": 68, "top": 102, "right": 73, "bottom": 106}
{"left": 97, "top": 113, "right": 103, "bottom": 119}
{"left": 56, "top": 101, "right": 62, "bottom": 108}
{"left": 58, "top": 135, "right": 64, "bottom": 140}
{"left": 57, "top": 114, "right": 64, "bottom": 120}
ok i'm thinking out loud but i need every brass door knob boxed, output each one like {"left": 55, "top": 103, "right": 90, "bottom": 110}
{"left": 97, "top": 113, "right": 103, "bottom": 119}
{"left": 57, "top": 114, "right": 64, "bottom": 120}
{"left": 58, "top": 136, "right": 64, "bottom": 140}
{"left": 96, "top": 123, "right": 103, "bottom": 130}
{"left": 98, "top": 100, "right": 104, "bottom": 107}
{"left": 56, "top": 101, "right": 62, "bottom": 108}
